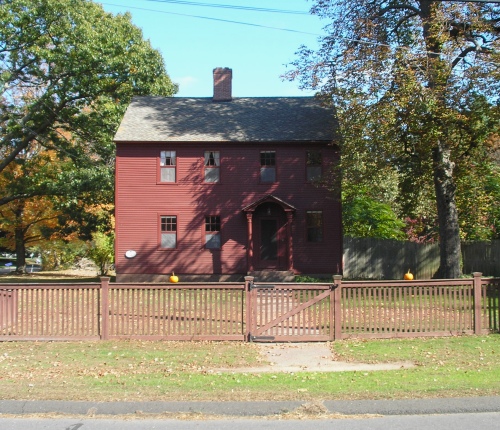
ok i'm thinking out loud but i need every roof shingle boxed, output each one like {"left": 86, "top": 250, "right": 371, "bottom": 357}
{"left": 114, "top": 96, "right": 336, "bottom": 142}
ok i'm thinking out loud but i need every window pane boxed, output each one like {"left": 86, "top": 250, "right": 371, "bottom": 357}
{"left": 260, "top": 167, "right": 276, "bottom": 182}
{"left": 307, "top": 227, "right": 323, "bottom": 242}
{"left": 204, "top": 151, "right": 220, "bottom": 166}
{"left": 307, "top": 151, "right": 322, "bottom": 166}
{"left": 260, "top": 151, "right": 275, "bottom": 166}
{"left": 306, "top": 211, "right": 323, "bottom": 242}
{"left": 161, "top": 167, "right": 176, "bottom": 182}
{"left": 161, "top": 216, "right": 177, "bottom": 232}
{"left": 205, "top": 233, "right": 221, "bottom": 249}
{"left": 161, "top": 233, "right": 177, "bottom": 248}
{"left": 205, "top": 216, "right": 221, "bottom": 231}
{"left": 307, "top": 166, "right": 322, "bottom": 181}
{"left": 204, "top": 167, "right": 219, "bottom": 183}
{"left": 160, "top": 151, "right": 176, "bottom": 166}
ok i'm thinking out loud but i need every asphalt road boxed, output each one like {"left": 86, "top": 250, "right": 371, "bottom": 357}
{"left": 1, "top": 412, "right": 499, "bottom": 430}
{"left": 1, "top": 397, "right": 499, "bottom": 417}
{"left": 1, "top": 397, "right": 499, "bottom": 429}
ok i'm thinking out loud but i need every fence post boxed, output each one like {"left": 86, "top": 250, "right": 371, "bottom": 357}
{"left": 333, "top": 275, "right": 342, "bottom": 340}
{"left": 100, "top": 277, "right": 110, "bottom": 340}
{"left": 244, "top": 276, "right": 254, "bottom": 342}
{"left": 473, "top": 272, "right": 482, "bottom": 335}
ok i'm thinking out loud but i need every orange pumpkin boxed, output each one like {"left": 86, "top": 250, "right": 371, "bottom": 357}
{"left": 404, "top": 270, "right": 414, "bottom": 281}
{"left": 169, "top": 272, "right": 179, "bottom": 283}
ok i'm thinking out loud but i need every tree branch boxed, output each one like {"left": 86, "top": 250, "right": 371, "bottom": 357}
{"left": 451, "top": 45, "right": 481, "bottom": 68}
{"left": 379, "top": 3, "right": 421, "bottom": 17}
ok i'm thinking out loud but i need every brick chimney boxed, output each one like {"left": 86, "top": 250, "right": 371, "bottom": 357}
{"left": 213, "top": 67, "right": 232, "bottom": 102}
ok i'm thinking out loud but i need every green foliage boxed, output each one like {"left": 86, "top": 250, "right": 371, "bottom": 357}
{"left": 343, "top": 193, "right": 406, "bottom": 240}
{"left": 295, "top": 275, "right": 328, "bottom": 283}
{"left": 87, "top": 232, "right": 114, "bottom": 276}
{"left": 0, "top": 0, "right": 177, "bottom": 265}
{"left": 0, "top": 0, "right": 177, "bottom": 206}
{"left": 32, "top": 240, "right": 88, "bottom": 270}
{"left": 457, "top": 159, "right": 500, "bottom": 240}
{"left": 287, "top": 1, "right": 500, "bottom": 277}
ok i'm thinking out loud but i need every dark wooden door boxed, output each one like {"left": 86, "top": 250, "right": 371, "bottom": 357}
{"left": 256, "top": 217, "right": 287, "bottom": 269}
{"left": 260, "top": 219, "right": 278, "bottom": 263}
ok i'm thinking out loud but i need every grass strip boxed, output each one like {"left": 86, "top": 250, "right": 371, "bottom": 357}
{"left": 0, "top": 336, "right": 498, "bottom": 401}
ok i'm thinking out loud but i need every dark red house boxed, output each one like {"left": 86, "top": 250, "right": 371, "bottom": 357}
{"left": 114, "top": 68, "right": 341, "bottom": 282}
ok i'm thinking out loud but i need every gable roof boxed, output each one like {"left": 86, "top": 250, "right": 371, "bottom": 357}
{"left": 114, "top": 96, "right": 336, "bottom": 143}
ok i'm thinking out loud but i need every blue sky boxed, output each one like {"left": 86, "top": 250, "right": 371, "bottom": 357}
{"left": 98, "top": 0, "right": 325, "bottom": 97}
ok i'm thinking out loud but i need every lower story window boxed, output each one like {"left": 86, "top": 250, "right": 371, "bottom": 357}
{"left": 161, "top": 216, "right": 177, "bottom": 248}
{"left": 306, "top": 211, "right": 323, "bottom": 242}
{"left": 205, "top": 215, "right": 221, "bottom": 249}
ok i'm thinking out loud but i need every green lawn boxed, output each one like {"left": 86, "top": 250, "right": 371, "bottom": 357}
{"left": 0, "top": 335, "right": 498, "bottom": 402}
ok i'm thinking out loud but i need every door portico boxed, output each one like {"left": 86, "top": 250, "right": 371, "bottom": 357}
{"left": 242, "top": 195, "right": 296, "bottom": 273}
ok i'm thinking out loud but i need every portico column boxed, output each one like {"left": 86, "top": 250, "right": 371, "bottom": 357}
{"left": 246, "top": 212, "right": 254, "bottom": 271}
{"left": 286, "top": 211, "right": 293, "bottom": 270}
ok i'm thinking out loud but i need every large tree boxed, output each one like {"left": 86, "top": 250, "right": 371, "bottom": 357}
{"left": 288, "top": 0, "right": 500, "bottom": 278}
{"left": 0, "top": 0, "right": 177, "bottom": 270}
{"left": 0, "top": 0, "right": 177, "bottom": 207}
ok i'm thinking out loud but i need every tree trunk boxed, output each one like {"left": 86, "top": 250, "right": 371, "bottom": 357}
{"left": 13, "top": 202, "right": 27, "bottom": 274}
{"left": 15, "top": 227, "right": 27, "bottom": 275}
{"left": 433, "top": 143, "right": 462, "bottom": 278}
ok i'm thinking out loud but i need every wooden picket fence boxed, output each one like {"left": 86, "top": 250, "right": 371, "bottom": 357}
{"left": 1, "top": 274, "right": 499, "bottom": 341}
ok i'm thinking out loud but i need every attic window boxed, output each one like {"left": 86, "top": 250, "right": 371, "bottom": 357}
{"left": 260, "top": 151, "right": 276, "bottom": 183}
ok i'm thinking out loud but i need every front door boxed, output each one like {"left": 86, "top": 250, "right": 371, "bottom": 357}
{"left": 243, "top": 197, "right": 295, "bottom": 273}
{"left": 255, "top": 215, "right": 286, "bottom": 270}
{"left": 260, "top": 218, "right": 278, "bottom": 266}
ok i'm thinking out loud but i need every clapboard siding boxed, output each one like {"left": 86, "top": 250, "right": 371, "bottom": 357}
{"left": 116, "top": 142, "right": 341, "bottom": 278}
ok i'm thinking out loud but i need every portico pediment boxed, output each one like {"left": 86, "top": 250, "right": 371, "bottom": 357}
{"left": 242, "top": 194, "right": 296, "bottom": 213}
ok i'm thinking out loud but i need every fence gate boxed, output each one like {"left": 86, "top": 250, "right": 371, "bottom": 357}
{"left": 247, "top": 281, "right": 335, "bottom": 342}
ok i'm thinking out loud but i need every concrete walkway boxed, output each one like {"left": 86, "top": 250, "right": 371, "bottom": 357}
{"left": 231, "top": 342, "right": 414, "bottom": 373}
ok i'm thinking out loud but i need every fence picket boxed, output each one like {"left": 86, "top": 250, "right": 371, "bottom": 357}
{"left": 1, "top": 277, "right": 499, "bottom": 341}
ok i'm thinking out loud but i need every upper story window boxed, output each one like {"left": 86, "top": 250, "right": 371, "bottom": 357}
{"left": 160, "top": 215, "right": 177, "bottom": 248}
{"left": 204, "top": 151, "right": 220, "bottom": 183}
{"left": 205, "top": 215, "right": 221, "bottom": 249}
{"left": 306, "top": 151, "right": 322, "bottom": 182}
{"left": 306, "top": 210, "right": 323, "bottom": 242}
{"left": 160, "top": 151, "right": 176, "bottom": 183}
{"left": 260, "top": 151, "right": 276, "bottom": 183}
